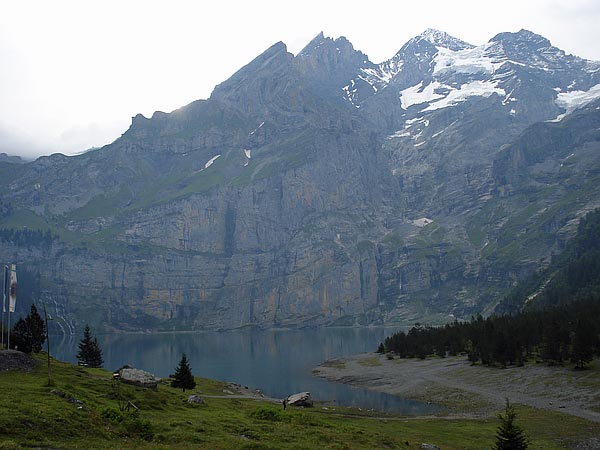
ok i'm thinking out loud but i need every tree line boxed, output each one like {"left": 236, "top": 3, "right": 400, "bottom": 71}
{"left": 381, "top": 295, "right": 599, "bottom": 368}
{"left": 381, "top": 208, "right": 600, "bottom": 369}
{"left": 6, "top": 305, "right": 104, "bottom": 368}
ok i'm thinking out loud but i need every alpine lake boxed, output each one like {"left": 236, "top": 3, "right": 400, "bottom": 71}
{"left": 51, "top": 327, "right": 441, "bottom": 415}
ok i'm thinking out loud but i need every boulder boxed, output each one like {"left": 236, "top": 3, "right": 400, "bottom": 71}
{"left": 285, "top": 392, "right": 313, "bottom": 407}
{"left": 118, "top": 367, "right": 159, "bottom": 389}
{"left": 187, "top": 395, "right": 204, "bottom": 405}
{"left": 420, "top": 444, "right": 441, "bottom": 450}
{"left": 50, "top": 389, "right": 66, "bottom": 398}
{"left": 0, "top": 350, "right": 37, "bottom": 372}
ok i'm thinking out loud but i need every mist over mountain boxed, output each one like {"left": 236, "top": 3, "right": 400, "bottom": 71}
{"left": 1, "top": 29, "right": 600, "bottom": 333}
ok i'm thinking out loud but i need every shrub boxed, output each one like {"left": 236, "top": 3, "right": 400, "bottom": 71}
{"left": 250, "top": 406, "right": 287, "bottom": 422}
{"left": 101, "top": 407, "right": 124, "bottom": 423}
{"left": 125, "top": 418, "right": 154, "bottom": 441}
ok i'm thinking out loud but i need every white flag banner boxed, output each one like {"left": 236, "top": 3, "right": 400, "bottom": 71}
{"left": 2, "top": 265, "right": 8, "bottom": 313}
{"left": 9, "top": 264, "right": 16, "bottom": 313}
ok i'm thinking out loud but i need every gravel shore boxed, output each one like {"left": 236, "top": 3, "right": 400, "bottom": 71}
{"left": 314, "top": 353, "right": 600, "bottom": 423}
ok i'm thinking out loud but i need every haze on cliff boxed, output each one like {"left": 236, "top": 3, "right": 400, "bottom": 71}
{"left": 1, "top": 0, "right": 599, "bottom": 159}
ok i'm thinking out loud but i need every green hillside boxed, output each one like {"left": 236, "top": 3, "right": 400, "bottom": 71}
{"left": 0, "top": 352, "right": 597, "bottom": 449}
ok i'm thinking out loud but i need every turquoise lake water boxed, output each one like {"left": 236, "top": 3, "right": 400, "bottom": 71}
{"left": 51, "top": 327, "right": 440, "bottom": 414}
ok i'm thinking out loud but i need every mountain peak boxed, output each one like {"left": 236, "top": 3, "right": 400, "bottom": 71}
{"left": 417, "top": 28, "right": 474, "bottom": 51}
{"left": 209, "top": 40, "right": 292, "bottom": 103}
{"left": 298, "top": 32, "right": 356, "bottom": 58}
{"left": 490, "top": 29, "right": 551, "bottom": 50}
{"left": 298, "top": 32, "right": 327, "bottom": 56}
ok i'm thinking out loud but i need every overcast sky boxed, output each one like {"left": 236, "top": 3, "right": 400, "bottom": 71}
{"left": 1, "top": 0, "right": 599, "bottom": 159}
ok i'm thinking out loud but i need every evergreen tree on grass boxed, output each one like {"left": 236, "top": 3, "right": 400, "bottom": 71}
{"left": 89, "top": 337, "right": 104, "bottom": 368}
{"left": 494, "top": 399, "right": 529, "bottom": 450}
{"left": 10, "top": 304, "right": 46, "bottom": 353}
{"left": 171, "top": 353, "right": 196, "bottom": 392}
{"left": 76, "top": 324, "right": 103, "bottom": 368}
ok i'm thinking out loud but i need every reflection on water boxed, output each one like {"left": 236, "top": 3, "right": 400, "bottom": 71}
{"left": 51, "top": 327, "right": 440, "bottom": 414}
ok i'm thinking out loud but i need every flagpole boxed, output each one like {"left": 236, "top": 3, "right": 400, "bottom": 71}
{"left": 1, "top": 264, "right": 5, "bottom": 349}
{"left": 6, "top": 301, "right": 10, "bottom": 350}
{"left": 43, "top": 302, "right": 51, "bottom": 385}
{"left": 7, "top": 264, "right": 16, "bottom": 350}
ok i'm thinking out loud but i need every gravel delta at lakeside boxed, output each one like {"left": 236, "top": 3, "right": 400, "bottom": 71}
{"left": 313, "top": 352, "right": 600, "bottom": 423}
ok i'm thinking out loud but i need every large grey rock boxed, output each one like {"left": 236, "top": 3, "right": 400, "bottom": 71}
{"left": 0, "top": 350, "right": 37, "bottom": 372}
{"left": 420, "top": 444, "right": 441, "bottom": 450}
{"left": 187, "top": 394, "right": 204, "bottom": 404}
{"left": 118, "top": 367, "right": 159, "bottom": 389}
{"left": 285, "top": 392, "right": 313, "bottom": 408}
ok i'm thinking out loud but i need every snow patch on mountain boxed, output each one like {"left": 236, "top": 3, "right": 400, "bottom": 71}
{"left": 387, "top": 116, "right": 432, "bottom": 143}
{"left": 249, "top": 122, "right": 265, "bottom": 136}
{"left": 400, "top": 80, "right": 505, "bottom": 111}
{"left": 342, "top": 79, "right": 360, "bottom": 107}
{"left": 400, "top": 82, "right": 447, "bottom": 109}
{"left": 424, "top": 80, "right": 505, "bottom": 111}
{"left": 358, "top": 59, "right": 404, "bottom": 93}
{"left": 413, "top": 217, "right": 433, "bottom": 227}
{"left": 433, "top": 44, "right": 503, "bottom": 76}
{"left": 553, "top": 83, "right": 600, "bottom": 121}
{"left": 387, "top": 130, "right": 411, "bottom": 139}
{"left": 204, "top": 154, "right": 220, "bottom": 169}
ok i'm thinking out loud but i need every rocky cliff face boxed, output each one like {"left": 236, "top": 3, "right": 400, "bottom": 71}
{"left": 2, "top": 29, "right": 600, "bottom": 332}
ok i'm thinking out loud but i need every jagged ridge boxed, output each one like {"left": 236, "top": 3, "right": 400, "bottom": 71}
{"left": 1, "top": 29, "right": 600, "bottom": 333}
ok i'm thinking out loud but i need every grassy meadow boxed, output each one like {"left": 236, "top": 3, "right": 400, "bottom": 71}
{"left": 0, "top": 353, "right": 598, "bottom": 449}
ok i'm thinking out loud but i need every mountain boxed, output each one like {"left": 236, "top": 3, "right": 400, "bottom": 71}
{"left": 0, "top": 153, "right": 25, "bottom": 164}
{"left": 1, "top": 29, "right": 600, "bottom": 333}
{"left": 495, "top": 204, "right": 600, "bottom": 315}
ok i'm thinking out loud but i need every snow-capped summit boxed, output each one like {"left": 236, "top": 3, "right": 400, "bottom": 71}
{"left": 417, "top": 28, "right": 474, "bottom": 52}
{"left": 287, "top": 28, "right": 600, "bottom": 128}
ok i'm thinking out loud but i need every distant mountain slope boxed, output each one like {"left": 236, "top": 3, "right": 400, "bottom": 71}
{"left": 496, "top": 207, "right": 600, "bottom": 314}
{"left": 1, "top": 29, "right": 600, "bottom": 333}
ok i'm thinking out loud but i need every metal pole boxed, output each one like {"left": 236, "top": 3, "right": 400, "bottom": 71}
{"left": 7, "top": 303, "right": 10, "bottom": 350}
{"left": 7, "top": 264, "right": 14, "bottom": 350}
{"left": 1, "top": 265, "right": 5, "bottom": 349}
{"left": 43, "top": 302, "right": 51, "bottom": 385}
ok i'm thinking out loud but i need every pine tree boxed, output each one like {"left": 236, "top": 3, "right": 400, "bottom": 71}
{"left": 571, "top": 318, "right": 594, "bottom": 370}
{"left": 171, "top": 353, "right": 196, "bottom": 392}
{"left": 88, "top": 337, "right": 104, "bottom": 368}
{"left": 28, "top": 304, "right": 46, "bottom": 353}
{"left": 9, "top": 303, "right": 46, "bottom": 353}
{"left": 10, "top": 318, "right": 33, "bottom": 353}
{"left": 542, "top": 316, "right": 566, "bottom": 363}
{"left": 494, "top": 399, "right": 529, "bottom": 450}
{"left": 76, "top": 325, "right": 103, "bottom": 368}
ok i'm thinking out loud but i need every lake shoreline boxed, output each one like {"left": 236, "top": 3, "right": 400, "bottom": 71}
{"left": 313, "top": 352, "right": 600, "bottom": 423}
{"left": 53, "top": 327, "right": 439, "bottom": 413}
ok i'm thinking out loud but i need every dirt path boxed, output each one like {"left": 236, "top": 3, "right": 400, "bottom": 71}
{"left": 201, "top": 382, "right": 282, "bottom": 404}
{"left": 203, "top": 394, "right": 281, "bottom": 404}
{"left": 313, "top": 353, "right": 600, "bottom": 423}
